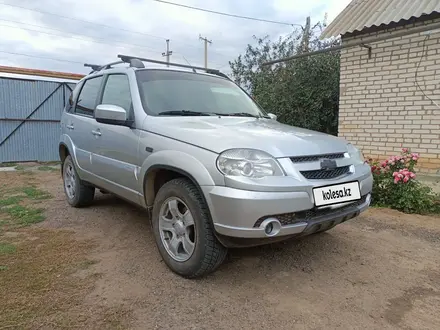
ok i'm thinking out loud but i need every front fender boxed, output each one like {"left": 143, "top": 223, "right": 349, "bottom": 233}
{"left": 139, "top": 150, "right": 216, "bottom": 192}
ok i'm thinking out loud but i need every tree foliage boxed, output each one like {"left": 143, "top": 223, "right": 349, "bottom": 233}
{"left": 229, "top": 20, "right": 341, "bottom": 135}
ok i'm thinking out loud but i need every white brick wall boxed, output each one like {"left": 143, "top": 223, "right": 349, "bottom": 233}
{"left": 339, "top": 18, "right": 440, "bottom": 174}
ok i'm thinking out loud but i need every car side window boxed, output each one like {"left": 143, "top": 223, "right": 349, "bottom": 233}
{"left": 101, "top": 74, "right": 132, "bottom": 111}
{"left": 66, "top": 81, "right": 83, "bottom": 113}
{"left": 75, "top": 76, "right": 103, "bottom": 116}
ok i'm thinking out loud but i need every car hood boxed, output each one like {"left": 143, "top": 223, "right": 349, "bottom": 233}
{"left": 143, "top": 117, "right": 349, "bottom": 157}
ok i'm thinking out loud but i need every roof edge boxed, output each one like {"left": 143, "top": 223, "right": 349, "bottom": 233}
{"left": 321, "top": 0, "right": 440, "bottom": 39}
{"left": 0, "top": 65, "right": 84, "bottom": 80}
{"left": 341, "top": 12, "right": 440, "bottom": 39}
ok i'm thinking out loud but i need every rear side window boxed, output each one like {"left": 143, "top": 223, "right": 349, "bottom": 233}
{"left": 101, "top": 74, "right": 132, "bottom": 111}
{"left": 75, "top": 76, "right": 103, "bottom": 116}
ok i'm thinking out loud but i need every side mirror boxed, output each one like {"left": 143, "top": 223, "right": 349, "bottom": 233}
{"left": 95, "top": 104, "right": 128, "bottom": 125}
{"left": 267, "top": 113, "right": 277, "bottom": 121}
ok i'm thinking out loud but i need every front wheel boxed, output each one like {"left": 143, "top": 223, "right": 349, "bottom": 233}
{"left": 152, "top": 178, "right": 227, "bottom": 278}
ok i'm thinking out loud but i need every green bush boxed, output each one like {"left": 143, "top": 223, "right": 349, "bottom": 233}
{"left": 367, "top": 148, "right": 440, "bottom": 214}
{"left": 229, "top": 18, "right": 341, "bottom": 136}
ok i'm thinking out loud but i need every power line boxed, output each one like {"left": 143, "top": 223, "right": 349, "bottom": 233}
{"left": 0, "top": 21, "right": 163, "bottom": 54}
{"left": 0, "top": 20, "right": 228, "bottom": 66}
{"left": 0, "top": 2, "right": 165, "bottom": 40}
{"left": 152, "top": 0, "right": 301, "bottom": 26}
{"left": 0, "top": 2, "right": 232, "bottom": 57}
{"left": 0, "top": 50, "right": 86, "bottom": 66}
{"left": 0, "top": 50, "right": 232, "bottom": 75}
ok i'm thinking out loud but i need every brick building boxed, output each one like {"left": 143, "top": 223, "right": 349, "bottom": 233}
{"left": 321, "top": 0, "right": 440, "bottom": 174}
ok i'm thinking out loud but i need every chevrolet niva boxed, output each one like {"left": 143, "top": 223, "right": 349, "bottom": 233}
{"left": 59, "top": 55, "right": 373, "bottom": 278}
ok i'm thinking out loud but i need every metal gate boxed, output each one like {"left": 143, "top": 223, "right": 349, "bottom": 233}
{"left": 0, "top": 77, "right": 77, "bottom": 162}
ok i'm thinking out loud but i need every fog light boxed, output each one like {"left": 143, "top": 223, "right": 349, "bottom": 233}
{"left": 265, "top": 222, "right": 273, "bottom": 235}
{"left": 260, "top": 218, "right": 282, "bottom": 237}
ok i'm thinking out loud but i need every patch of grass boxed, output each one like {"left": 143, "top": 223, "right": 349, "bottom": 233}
{"left": 6, "top": 205, "right": 45, "bottom": 226}
{"left": 0, "top": 186, "right": 51, "bottom": 231}
{"left": 0, "top": 229, "right": 102, "bottom": 329}
{"left": 14, "top": 165, "right": 25, "bottom": 171}
{"left": 22, "top": 186, "right": 52, "bottom": 200}
{"left": 0, "top": 243, "right": 16, "bottom": 254}
{"left": 37, "top": 165, "right": 58, "bottom": 172}
{"left": 0, "top": 196, "right": 22, "bottom": 207}
{"left": 0, "top": 162, "right": 17, "bottom": 167}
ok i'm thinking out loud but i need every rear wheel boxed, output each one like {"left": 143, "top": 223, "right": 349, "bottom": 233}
{"left": 62, "top": 155, "right": 95, "bottom": 207}
{"left": 152, "top": 178, "right": 227, "bottom": 278}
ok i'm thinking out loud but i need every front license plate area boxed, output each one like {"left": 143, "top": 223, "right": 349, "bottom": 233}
{"left": 313, "top": 181, "right": 361, "bottom": 207}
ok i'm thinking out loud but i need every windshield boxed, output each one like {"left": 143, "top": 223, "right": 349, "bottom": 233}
{"left": 135, "top": 69, "right": 267, "bottom": 117}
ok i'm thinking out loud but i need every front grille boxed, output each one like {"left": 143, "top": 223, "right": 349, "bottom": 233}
{"left": 300, "top": 165, "right": 351, "bottom": 180}
{"left": 290, "top": 153, "right": 345, "bottom": 163}
{"left": 253, "top": 195, "right": 368, "bottom": 228}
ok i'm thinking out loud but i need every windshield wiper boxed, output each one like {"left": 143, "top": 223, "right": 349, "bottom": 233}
{"left": 220, "top": 112, "right": 262, "bottom": 118}
{"left": 157, "top": 110, "right": 215, "bottom": 116}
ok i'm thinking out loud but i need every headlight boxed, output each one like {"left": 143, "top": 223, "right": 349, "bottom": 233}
{"left": 216, "top": 149, "right": 285, "bottom": 178}
{"left": 347, "top": 143, "right": 365, "bottom": 164}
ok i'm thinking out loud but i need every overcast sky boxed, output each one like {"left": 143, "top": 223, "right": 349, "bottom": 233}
{"left": 0, "top": 0, "right": 351, "bottom": 75}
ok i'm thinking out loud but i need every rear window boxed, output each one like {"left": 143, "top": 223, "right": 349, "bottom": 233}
{"left": 135, "top": 70, "right": 265, "bottom": 117}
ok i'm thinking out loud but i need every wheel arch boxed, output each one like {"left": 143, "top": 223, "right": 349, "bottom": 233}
{"left": 59, "top": 143, "right": 70, "bottom": 161}
{"left": 143, "top": 164, "right": 228, "bottom": 249}
{"left": 139, "top": 150, "right": 216, "bottom": 207}
{"left": 143, "top": 164, "right": 206, "bottom": 208}
{"left": 58, "top": 143, "right": 70, "bottom": 174}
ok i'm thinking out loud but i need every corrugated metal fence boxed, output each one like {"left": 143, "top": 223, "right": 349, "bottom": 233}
{"left": 0, "top": 76, "right": 77, "bottom": 162}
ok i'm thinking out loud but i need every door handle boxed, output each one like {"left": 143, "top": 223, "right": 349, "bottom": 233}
{"left": 91, "top": 130, "right": 101, "bottom": 136}
{"left": 66, "top": 124, "right": 74, "bottom": 130}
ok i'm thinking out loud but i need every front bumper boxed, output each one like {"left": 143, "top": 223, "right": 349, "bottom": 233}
{"left": 201, "top": 173, "right": 373, "bottom": 240}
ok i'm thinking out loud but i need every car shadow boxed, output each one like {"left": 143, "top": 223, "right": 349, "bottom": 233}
{"left": 82, "top": 192, "right": 357, "bottom": 283}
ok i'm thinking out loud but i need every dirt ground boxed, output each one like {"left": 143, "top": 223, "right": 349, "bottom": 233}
{"left": 1, "top": 169, "right": 440, "bottom": 330}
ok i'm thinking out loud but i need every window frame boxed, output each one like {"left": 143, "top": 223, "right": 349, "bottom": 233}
{"left": 73, "top": 75, "right": 105, "bottom": 118}
{"left": 66, "top": 80, "right": 84, "bottom": 113}
{"left": 98, "top": 73, "right": 135, "bottom": 123}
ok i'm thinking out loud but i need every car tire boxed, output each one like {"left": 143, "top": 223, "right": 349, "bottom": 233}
{"left": 152, "top": 178, "right": 227, "bottom": 278}
{"left": 62, "top": 155, "right": 95, "bottom": 207}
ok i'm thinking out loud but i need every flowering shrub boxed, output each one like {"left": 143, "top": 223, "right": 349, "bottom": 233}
{"left": 366, "top": 148, "right": 440, "bottom": 214}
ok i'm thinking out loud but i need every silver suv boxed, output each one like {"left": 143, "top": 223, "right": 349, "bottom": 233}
{"left": 59, "top": 55, "right": 373, "bottom": 278}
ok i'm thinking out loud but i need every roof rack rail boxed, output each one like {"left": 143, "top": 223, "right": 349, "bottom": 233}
{"left": 118, "top": 55, "right": 145, "bottom": 69}
{"left": 84, "top": 63, "right": 102, "bottom": 71}
{"left": 84, "top": 55, "right": 231, "bottom": 80}
{"left": 117, "top": 54, "right": 230, "bottom": 80}
{"left": 83, "top": 61, "right": 125, "bottom": 73}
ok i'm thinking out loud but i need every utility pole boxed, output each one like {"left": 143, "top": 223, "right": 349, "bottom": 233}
{"left": 162, "top": 39, "right": 173, "bottom": 67}
{"left": 199, "top": 35, "right": 212, "bottom": 69}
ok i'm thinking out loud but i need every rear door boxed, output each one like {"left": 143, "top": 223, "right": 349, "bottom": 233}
{"left": 91, "top": 73, "right": 141, "bottom": 203}
{"left": 69, "top": 75, "right": 104, "bottom": 177}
